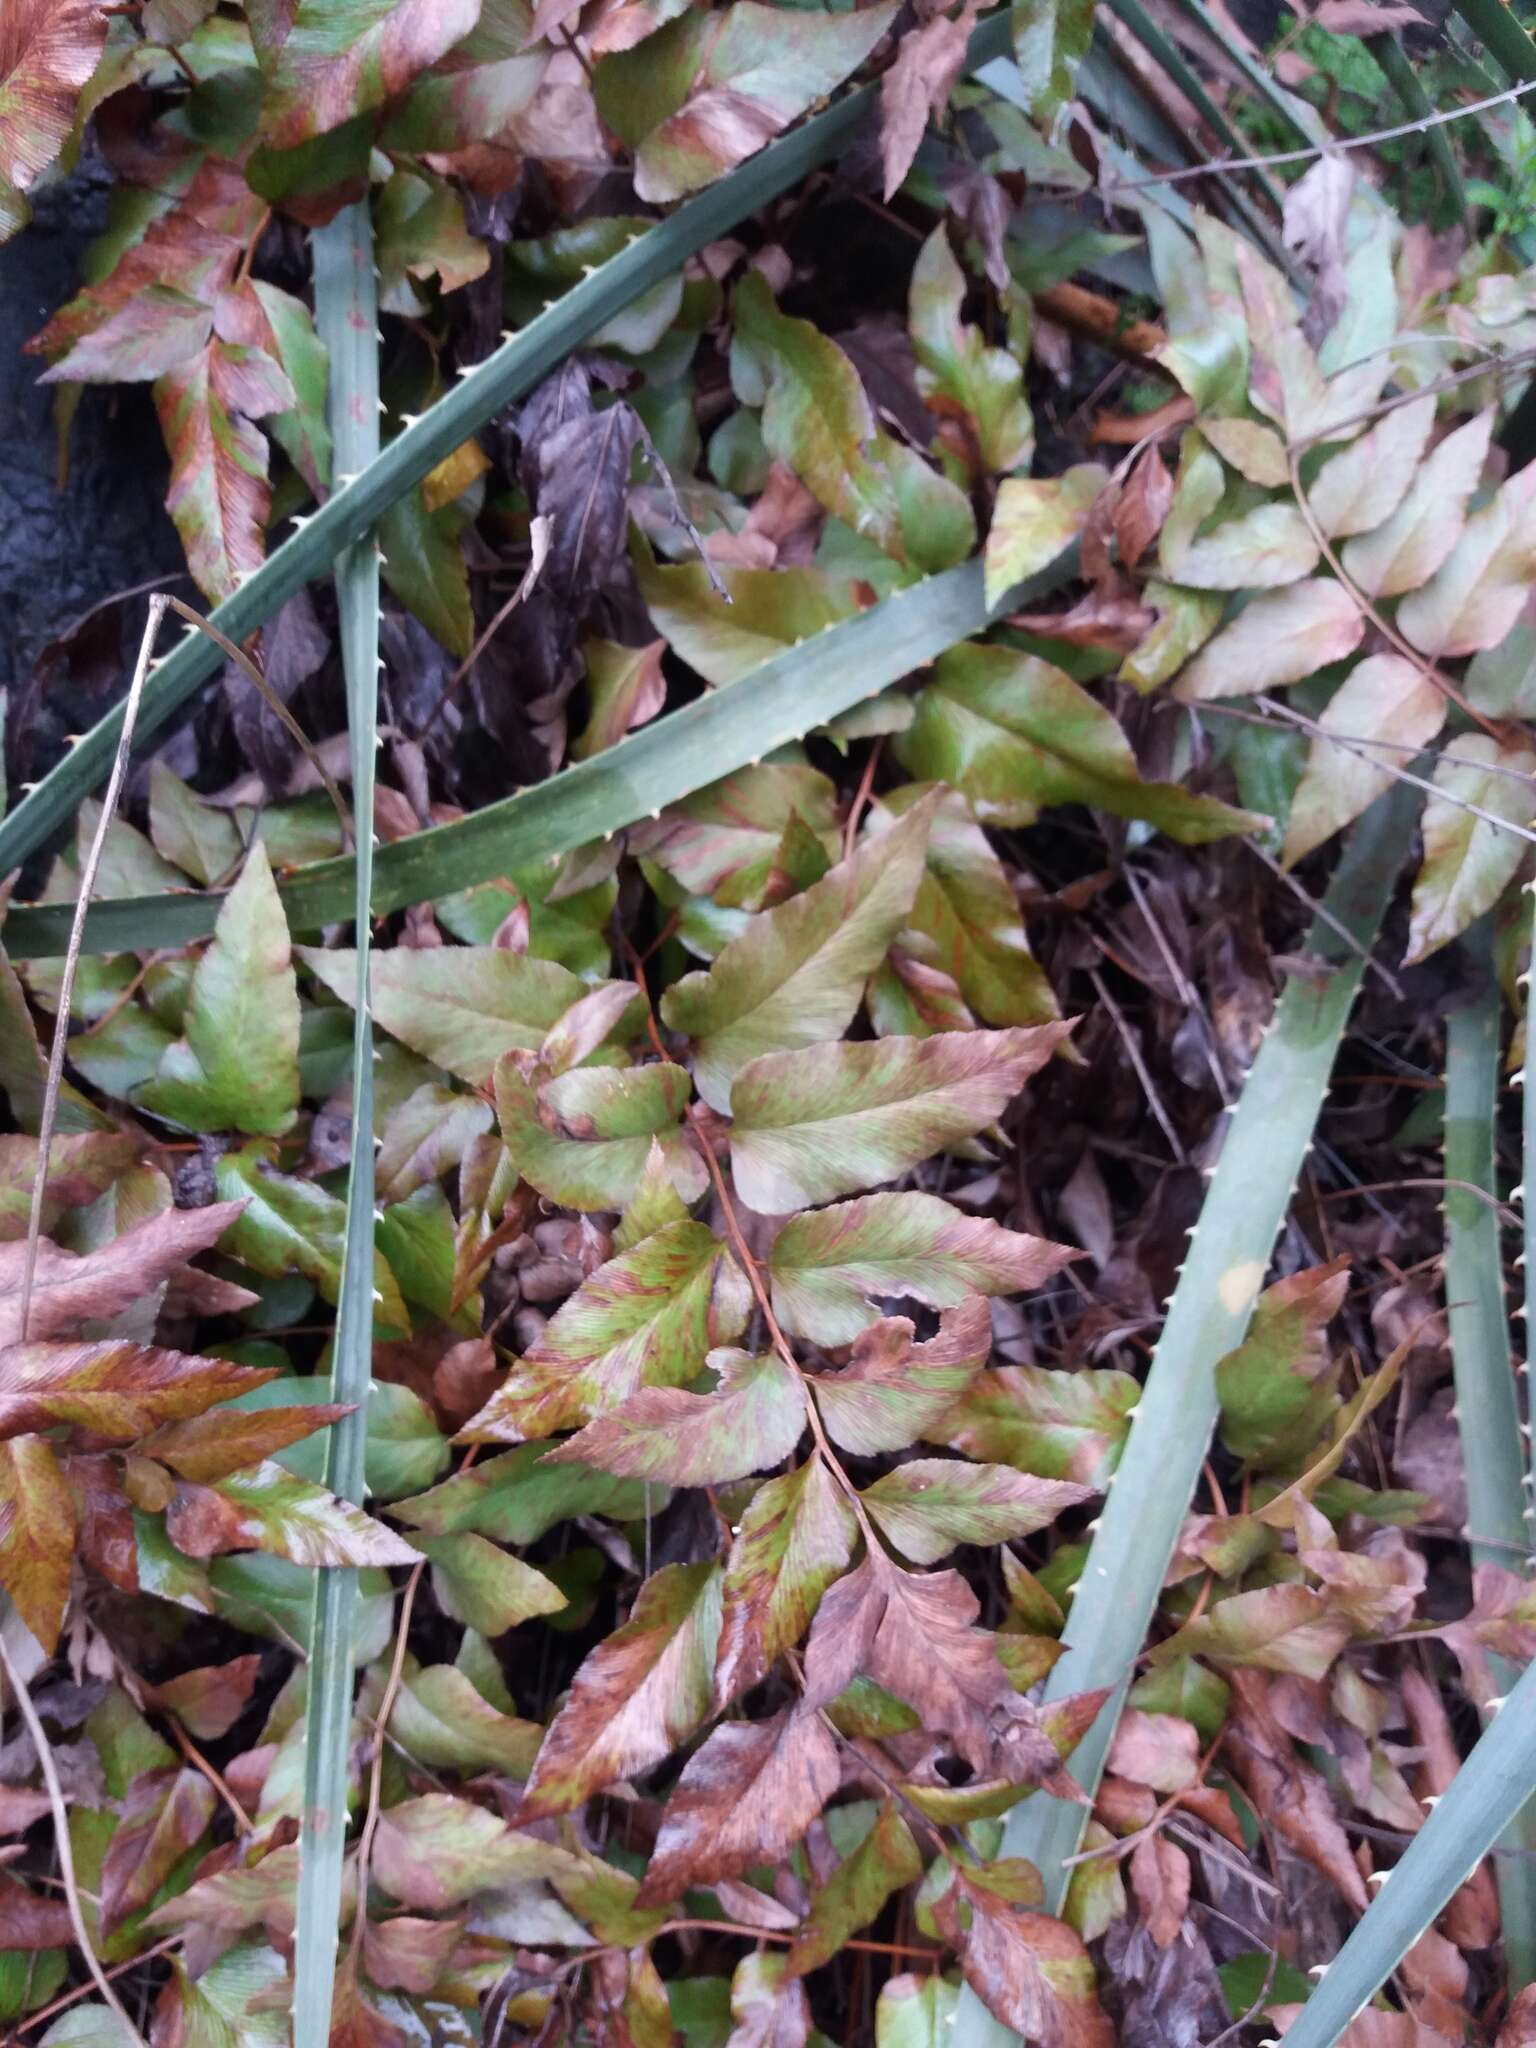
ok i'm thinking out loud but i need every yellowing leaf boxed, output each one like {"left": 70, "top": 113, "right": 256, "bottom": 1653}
{"left": 1173, "top": 580, "right": 1364, "bottom": 701}
{"left": 1340, "top": 410, "right": 1492, "bottom": 600}
{"left": 616, "top": 1, "right": 898, "bottom": 202}
{"left": 1406, "top": 734, "right": 1536, "bottom": 962}
{"left": 544, "top": 1349, "right": 807, "bottom": 1484}
{"left": 861, "top": 1460, "right": 1092, "bottom": 1565}
{"left": 494, "top": 1058, "right": 707, "bottom": 1210}
{"left": 661, "top": 794, "right": 933, "bottom": 1111}
{"left": 909, "top": 225, "right": 1032, "bottom": 477}
{"left": 1307, "top": 394, "right": 1435, "bottom": 539}
{"left": 1282, "top": 655, "right": 1445, "bottom": 867}
{"left": 894, "top": 641, "right": 1264, "bottom": 844}
{"left": 461, "top": 1219, "right": 751, "bottom": 1440}
{"left": 985, "top": 467, "right": 1106, "bottom": 606}
{"left": 729, "top": 1022, "right": 1069, "bottom": 1212}
{"left": 770, "top": 1188, "right": 1077, "bottom": 1345}
{"left": 0, "top": 1435, "right": 75, "bottom": 1649}
{"left": 165, "top": 1460, "right": 421, "bottom": 1569}
{"left": 1397, "top": 460, "right": 1536, "bottom": 658}
{"left": 301, "top": 944, "right": 597, "bottom": 1087}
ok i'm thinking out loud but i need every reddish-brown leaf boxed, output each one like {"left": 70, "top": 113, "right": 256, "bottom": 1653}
{"left": 1498, "top": 1986, "right": 1536, "bottom": 2048}
{"left": 156, "top": 338, "right": 294, "bottom": 604}
{"left": 362, "top": 1915, "right": 465, "bottom": 1996}
{"left": 146, "top": 1656, "right": 262, "bottom": 1742}
{"left": 715, "top": 1456, "right": 858, "bottom": 1705}
{"left": 934, "top": 1860, "right": 1112, "bottom": 2047}
{"left": 0, "top": 0, "right": 112, "bottom": 225}
{"left": 68, "top": 1450, "right": 138, "bottom": 1593}
{"left": 813, "top": 1298, "right": 990, "bottom": 1456}
{"left": 257, "top": 0, "right": 481, "bottom": 149}
{"left": 1129, "top": 1833, "right": 1190, "bottom": 1948}
{"left": 1400, "top": 1666, "right": 1498, "bottom": 1948}
{"left": 1112, "top": 446, "right": 1174, "bottom": 570}
{"left": 0, "top": 1434, "right": 75, "bottom": 1649}
{"left": 0, "top": 1877, "right": 73, "bottom": 1949}
{"left": 135, "top": 1402, "right": 351, "bottom": 1482}
{"left": 520, "top": 1562, "right": 723, "bottom": 1820}
{"left": 0, "top": 1201, "right": 247, "bottom": 1343}
{"left": 879, "top": 0, "right": 977, "bottom": 200}
{"left": 0, "top": 1340, "right": 277, "bottom": 1441}
{"left": 803, "top": 1553, "right": 1064, "bottom": 1781}
{"left": 1222, "top": 1668, "right": 1368, "bottom": 1910}
{"left": 726, "top": 1952, "right": 811, "bottom": 2048}
{"left": 637, "top": 1707, "right": 840, "bottom": 1905}
{"left": 100, "top": 1766, "right": 217, "bottom": 1934}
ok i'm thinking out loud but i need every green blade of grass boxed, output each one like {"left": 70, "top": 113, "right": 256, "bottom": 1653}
{"left": 1447, "top": 0, "right": 1536, "bottom": 87}
{"left": 5, "top": 547, "right": 1080, "bottom": 961}
{"left": 0, "top": 7, "right": 1012, "bottom": 883}
{"left": 1367, "top": 34, "right": 1470, "bottom": 222}
{"left": 1444, "top": 922, "right": 1536, "bottom": 1994}
{"left": 952, "top": 779, "right": 1420, "bottom": 2048}
{"left": 292, "top": 199, "right": 379, "bottom": 2048}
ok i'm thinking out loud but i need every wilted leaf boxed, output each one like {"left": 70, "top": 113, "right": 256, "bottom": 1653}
{"left": 301, "top": 945, "right": 595, "bottom": 1087}
{"left": 461, "top": 1219, "right": 750, "bottom": 1440}
{"left": 0, "top": 1199, "right": 245, "bottom": 1342}
{"left": 369, "top": 1793, "right": 578, "bottom": 1911}
{"left": 881, "top": 3, "right": 975, "bottom": 200}
{"left": 495, "top": 1058, "right": 707, "bottom": 1209}
{"left": 637, "top": 1706, "right": 840, "bottom": 1903}
{"left": 1282, "top": 654, "right": 1446, "bottom": 866}
{"left": 1174, "top": 580, "right": 1365, "bottom": 700}
{"left": 804, "top": 1554, "right": 1066, "bottom": 1779}
{"left": 1154, "top": 1581, "right": 1353, "bottom": 1682}
{"left": 1341, "top": 410, "right": 1493, "bottom": 599}
{"left": 544, "top": 1348, "right": 807, "bottom": 1484}
{"left": 815, "top": 1298, "right": 990, "bottom": 1456}
{"left": 910, "top": 225, "right": 1032, "bottom": 476}
{"left": 725, "top": 1950, "right": 811, "bottom": 2048}
{"left": 715, "top": 1456, "right": 858, "bottom": 1703}
{"left": 1128, "top": 1833, "right": 1190, "bottom": 1948}
{"left": 985, "top": 468, "right": 1105, "bottom": 605}
{"left": 0, "top": 1340, "right": 273, "bottom": 1439}
{"left": 729, "top": 1021, "right": 1069, "bottom": 1212}
{"left": 100, "top": 1766, "right": 216, "bottom": 1933}
{"left": 0, "top": 1434, "right": 75, "bottom": 1648}
{"left": 145, "top": 1656, "right": 260, "bottom": 1741}
{"left": 1221, "top": 1667, "right": 1368, "bottom": 1908}
{"left": 661, "top": 794, "right": 933, "bottom": 1112}
{"left": 770, "top": 1189, "right": 1077, "bottom": 1344}
{"left": 1407, "top": 733, "right": 1536, "bottom": 962}
{"left": 894, "top": 642, "right": 1264, "bottom": 844}
{"left": 0, "top": 0, "right": 111, "bottom": 241}
{"left": 932, "top": 1859, "right": 1112, "bottom": 2046}
{"left": 861, "top": 1459, "right": 1092, "bottom": 1564}
{"left": 165, "top": 1460, "right": 421, "bottom": 1568}
{"left": 520, "top": 1561, "right": 723, "bottom": 1818}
